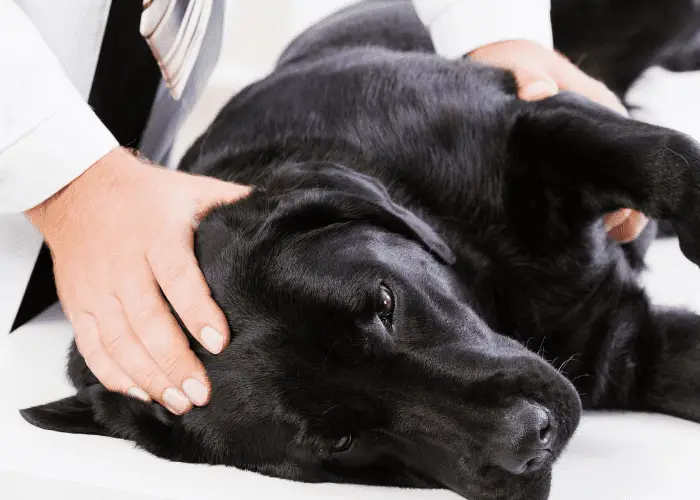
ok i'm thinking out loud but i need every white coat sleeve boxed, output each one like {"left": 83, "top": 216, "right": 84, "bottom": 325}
{"left": 412, "top": 0, "right": 553, "bottom": 59}
{"left": 0, "top": 0, "right": 118, "bottom": 214}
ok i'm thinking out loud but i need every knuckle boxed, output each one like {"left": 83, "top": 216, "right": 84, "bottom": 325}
{"left": 104, "top": 334, "right": 126, "bottom": 356}
{"left": 137, "top": 371, "right": 160, "bottom": 394}
{"left": 133, "top": 299, "right": 168, "bottom": 324}
{"left": 135, "top": 321, "right": 189, "bottom": 357}
{"left": 163, "top": 260, "right": 190, "bottom": 287}
{"left": 178, "top": 301, "right": 200, "bottom": 321}
{"left": 159, "top": 353, "right": 184, "bottom": 376}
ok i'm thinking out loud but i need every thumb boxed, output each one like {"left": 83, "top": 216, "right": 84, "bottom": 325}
{"left": 551, "top": 62, "right": 628, "bottom": 116}
{"left": 190, "top": 176, "right": 252, "bottom": 220}
{"left": 517, "top": 72, "right": 559, "bottom": 101}
{"left": 199, "top": 176, "right": 252, "bottom": 204}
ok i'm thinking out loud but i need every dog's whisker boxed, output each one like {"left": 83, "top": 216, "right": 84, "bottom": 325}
{"left": 558, "top": 354, "right": 581, "bottom": 374}
{"left": 570, "top": 373, "right": 592, "bottom": 383}
{"left": 537, "top": 337, "right": 548, "bottom": 358}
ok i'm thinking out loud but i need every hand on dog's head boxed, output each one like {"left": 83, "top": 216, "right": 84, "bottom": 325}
{"left": 21, "top": 161, "right": 581, "bottom": 500}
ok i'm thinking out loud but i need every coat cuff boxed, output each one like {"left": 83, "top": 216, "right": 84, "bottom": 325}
{"left": 0, "top": 91, "right": 118, "bottom": 213}
{"left": 418, "top": 0, "right": 553, "bottom": 59}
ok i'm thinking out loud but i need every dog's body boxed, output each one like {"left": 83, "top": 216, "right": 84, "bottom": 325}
{"left": 21, "top": 2, "right": 700, "bottom": 500}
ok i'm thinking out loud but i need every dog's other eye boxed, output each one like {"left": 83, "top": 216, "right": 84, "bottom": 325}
{"left": 376, "top": 284, "right": 394, "bottom": 327}
{"left": 332, "top": 435, "right": 353, "bottom": 453}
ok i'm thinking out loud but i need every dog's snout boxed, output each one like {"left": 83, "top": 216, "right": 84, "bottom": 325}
{"left": 492, "top": 401, "right": 554, "bottom": 475}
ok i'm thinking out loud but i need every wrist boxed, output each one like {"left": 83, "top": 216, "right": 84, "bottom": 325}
{"left": 25, "top": 146, "right": 126, "bottom": 241}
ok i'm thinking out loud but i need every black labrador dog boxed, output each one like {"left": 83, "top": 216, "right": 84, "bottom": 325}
{"left": 21, "top": 1, "right": 700, "bottom": 499}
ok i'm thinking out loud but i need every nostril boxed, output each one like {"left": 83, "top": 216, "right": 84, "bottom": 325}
{"left": 492, "top": 401, "right": 556, "bottom": 475}
{"left": 523, "top": 403, "right": 551, "bottom": 443}
{"left": 538, "top": 419, "right": 552, "bottom": 444}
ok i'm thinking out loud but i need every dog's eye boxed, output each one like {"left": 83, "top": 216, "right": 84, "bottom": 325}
{"left": 376, "top": 284, "right": 394, "bottom": 326}
{"left": 332, "top": 435, "right": 353, "bottom": 453}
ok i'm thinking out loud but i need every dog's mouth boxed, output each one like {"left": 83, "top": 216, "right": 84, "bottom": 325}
{"left": 446, "top": 460, "right": 555, "bottom": 500}
{"left": 455, "top": 392, "right": 580, "bottom": 499}
{"left": 410, "top": 409, "right": 572, "bottom": 500}
{"left": 515, "top": 449, "right": 553, "bottom": 475}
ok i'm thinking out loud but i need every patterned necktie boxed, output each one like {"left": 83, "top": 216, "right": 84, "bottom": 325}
{"left": 140, "top": 0, "right": 213, "bottom": 100}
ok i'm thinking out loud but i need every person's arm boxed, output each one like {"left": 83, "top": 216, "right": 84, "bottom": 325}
{"left": 2, "top": 1, "right": 249, "bottom": 415}
{"left": 412, "top": 0, "right": 553, "bottom": 59}
{"left": 0, "top": 0, "right": 118, "bottom": 213}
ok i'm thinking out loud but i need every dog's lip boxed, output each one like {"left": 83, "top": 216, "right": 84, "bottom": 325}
{"left": 519, "top": 449, "right": 553, "bottom": 475}
{"left": 457, "top": 449, "right": 554, "bottom": 474}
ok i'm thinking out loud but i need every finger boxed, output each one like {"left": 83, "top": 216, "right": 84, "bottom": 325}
{"left": 148, "top": 234, "right": 230, "bottom": 356}
{"left": 187, "top": 176, "right": 252, "bottom": 223}
{"left": 515, "top": 70, "right": 559, "bottom": 102}
{"left": 608, "top": 210, "right": 650, "bottom": 244}
{"left": 119, "top": 271, "right": 212, "bottom": 407}
{"left": 550, "top": 56, "right": 628, "bottom": 116}
{"left": 94, "top": 298, "right": 193, "bottom": 415}
{"left": 71, "top": 310, "right": 150, "bottom": 402}
{"left": 200, "top": 178, "right": 252, "bottom": 207}
{"left": 604, "top": 209, "right": 633, "bottom": 233}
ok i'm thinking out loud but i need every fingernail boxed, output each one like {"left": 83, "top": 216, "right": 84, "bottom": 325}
{"left": 163, "top": 387, "right": 190, "bottom": 414}
{"left": 201, "top": 326, "right": 224, "bottom": 354}
{"left": 182, "top": 378, "right": 209, "bottom": 406}
{"left": 127, "top": 386, "right": 150, "bottom": 402}
{"left": 521, "top": 80, "right": 558, "bottom": 101}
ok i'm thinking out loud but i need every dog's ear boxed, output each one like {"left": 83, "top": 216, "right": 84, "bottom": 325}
{"left": 509, "top": 90, "right": 693, "bottom": 217}
{"left": 268, "top": 162, "right": 456, "bottom": 264}
{"left": 20, "top": 385, "right": 188, "bottom": 461}
{"left": 20, "top": 389, "right": 108, "bottom": 437}
{"left": 509, "top": 91, "right": 700, "bottom": 262}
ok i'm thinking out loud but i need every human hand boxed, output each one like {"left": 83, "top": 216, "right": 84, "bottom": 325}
{"left": 26, "top": 147, "right": 250, "bottom": 414}
{"left": 469, "top": 40, "right": 649, "bottom": 243}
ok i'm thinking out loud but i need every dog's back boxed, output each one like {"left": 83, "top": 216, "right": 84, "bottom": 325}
{"left": 181, "top": 0, "right": 700, "bottom": 183}
{"left": 179, "top": 1, "right": 519, "bottom": 213}
{"left": 277, "top": 1, "right": 434, "bottom": 67}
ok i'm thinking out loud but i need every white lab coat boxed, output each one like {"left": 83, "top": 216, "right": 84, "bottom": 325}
{"left": 0, "top": 0, "right": 552, "bottom": 213}
{"left": 0, "top": 0, "right": 552, "bottom": 332}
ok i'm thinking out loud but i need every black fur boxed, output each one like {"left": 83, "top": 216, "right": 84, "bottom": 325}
{"left": 21, "top": 1, "right": 700, "bottom": 499}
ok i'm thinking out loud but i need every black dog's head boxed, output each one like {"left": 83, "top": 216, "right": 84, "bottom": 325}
{"left": 22, "top": 162, "right": 581, "bottom": 500}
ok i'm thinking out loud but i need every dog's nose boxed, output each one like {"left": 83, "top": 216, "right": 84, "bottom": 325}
{"left": 492, "top": 401, "right": 554, "bottom": 475}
